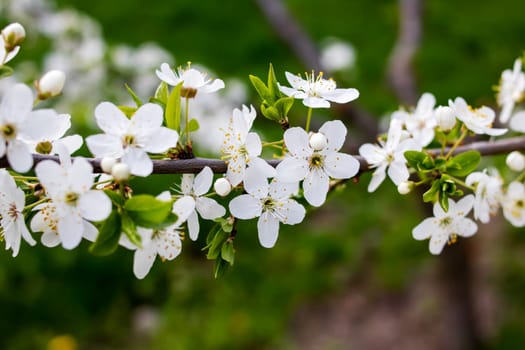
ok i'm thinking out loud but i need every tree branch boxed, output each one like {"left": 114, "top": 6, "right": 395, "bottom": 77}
{"left": 5, "top": 136, "right": 525, "bottom": 174}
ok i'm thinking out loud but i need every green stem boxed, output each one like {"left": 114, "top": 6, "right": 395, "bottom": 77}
{"left": 262, "top": 140, "right": 284, "bottom": 146}
{"left": 24, "top": 197, "right": 49, "bottom": 211}
{"left": 13, "top": 175, "right": 38, "bottom": 181}
{"left": 515, "top": 170, "right": 525, "bottom": 183}
{"left": 445, "top": 127, "right": 468, "bottom": 159}
{"left": 305, "top": 107, "right": 313, "bottom": 132}
{"left": 185, "top": 97, "right": 191, "bottom": 145}
{"left": 447, "top": 174, "right": 474, "bottom": 191}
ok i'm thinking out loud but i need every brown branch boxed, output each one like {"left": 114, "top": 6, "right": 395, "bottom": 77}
{"left": 5, "top": 135, "right": 525, "bottom": 174}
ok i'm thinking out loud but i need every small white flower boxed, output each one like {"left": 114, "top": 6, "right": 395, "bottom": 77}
{"left": 276, "top": 120, "right": 360, "bottom": 206}
{"left": 279, "top": 71, "right": 359, "bottom": 108}
{"left": 34, "top": 152, "right": 112, "bottom": 249}
{"left": 86, "top": 102, "right": 179, "bottom": 177}
{"left": 221, "top": 105, "right": 276, "bottom": 187}
{"left": 465, "top": 170, "right": 503, "bottom": 223}
{"left": 359, "top": 119, "right": 420, "bottom": 192}
{"left": 501, "top": 181, "right": 525, "bottom": 227}
{"left": 393, "top": 92, "right": 437, "bottom": 147}
{"left": 449, "top": 97, "right": 507, "bottom": 136}
{"left": 25, "top": 113, "right": 83, "bottom": 156}
{"left": 176, "top": 166, "right": 226, "bottom": 241}
{"left": 132, "top": 194, "right": 194, "bottom": 279}
{"left": 156, "top": 62, "right": 224, "bottom": 98}
{"left": 506, "top": 151, "right": 525, "bottom": 172}
{"left": 229, "top": 173, "right": 305, "bottom": 248}
{"left": 214, "top": 177, "right": 232, "bottom": 197}
{"left": 36, "top": 70, "right": 66, "bottom": 99}
{"left": 0, "top": 169, "right": 36, "bottom": 257}
{"left": 412, "top": 195, "right": 477, "bottom": 255}
{"left": 435, "top": 105, "right": 456, "bottom": 131}
{"left": 1, "top": 23, "right": 25, "bottom": 50}
{"left": 497, "top": 58, "right": 525, "bottom": 123}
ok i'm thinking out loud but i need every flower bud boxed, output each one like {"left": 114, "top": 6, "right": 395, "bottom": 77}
{"left": 397, "top": 181, "right": 414, "bottom": 195}
{"left": 100, "top": 157, "right": 118, "bottom": 173}
{"left": 36, "top": 70, "right": 66, "bottom": 99}
{"left": 309, "top": 132, "right": 328, "bottom": 151}
{"left": 214, "top": 177, "right": 232, "bottom": 197}
{"left": 506, "top": 151, "right": 525, "bottom": 172}
{"left": 111, "top": 163, "right": 131, "bottom": 181}
{"left": 435, "top": 106, "right": 456, "bottom": 131}
{"left": 2, "top": 23, "right": 25, "bottom": 51}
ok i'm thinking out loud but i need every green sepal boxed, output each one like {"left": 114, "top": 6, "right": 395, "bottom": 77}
{"left": 121, "top": 210, "right": 142, "bottom": 248}
{"left": 165, "top": 82, "right": 182, "bottom": 132}
{"left": 154, "top": 81, "right": 169, "bottom": 105}
{"left": 0, "top": 65, "right": 14, "bottom": 79}
{"left": 124, "top": 83, "right": 143, "bottom": 107}
{"left": 446, "top": 150, "right": 481, "bottom": 177}
{"left": 89, "top": 210, "right": 121, "bottom": 256}
{"left": 118, "top": 105, "right": 137, "bottom": 118}
{"left": 124, "top": 194, "right": 173, "bottom": 228}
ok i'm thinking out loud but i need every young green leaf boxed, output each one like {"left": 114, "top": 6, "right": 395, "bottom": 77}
{"left": 221, "top": 240, "right": 235, "bottom": 265}
{"left": 154, "top": 81, "right": 169, "bottom": 105}
{"left": 121, "top": 210, "right": 142, "bottom": 248}
{"left": 118, "top": 105, "right": 137, "bottom": 118}
{"left": 404, "top": 150, "right": 428, "bottom": 169}
{"left": 89, "top": 210, "right": 121, "bottom": 256}
{"left": 214, "top": 257, "right": 230, "bottom": 279}
{"left": 188, "top": 118, "right": 200, "bottom": 132}
{"left": 165, "top": 82, "right": 182, "bottom": 132}
{"left": 124, "top": 83, "right": 143, "bottom": 107}
{"left": 249, "top": 74, "right": 272, "bottom": 103}
{"left": 0, "top": 65, "right": 14, "bottom": 79}
{"left": 124, "top": 194, "right": 173, "bottom": 227}
{"left": 446, "top": 150, "right": 481, "bottom": 177}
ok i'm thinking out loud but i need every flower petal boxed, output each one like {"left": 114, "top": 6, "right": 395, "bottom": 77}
{"left": 303, "top": 96, "right": 330, "bottom": 108}
{"left": 387, "top": 160, "right": 409, "bottom": 185}
{"left": 57, "top": 211, "right": 84, "bottom": 250}
{"left": 70, "top": 157, "right": 95, "bottom": 193}
{"left": 257, "top": 211, "right": 280, "bottom": 248}
{"left": 429, "top": 231, "right": 448, "bottom": 255}
{"left": 7, "top": 140, "right": 32, "bottom": 173}
{"left": 276, "top": 157, "right": 309, "bottom": 183}
{"left": 79, "top": 190, "right": 111, "bottom": 222}
{"left": 412, "top": 217, "right": 435, "bottom": 240}
{"left": 283, "top": 127, "right": 311, "bottom": 157}
{"left": 196, "top": 197, "right": 225, "bottom": 220}
{"left": 319, "top": 120, "right": 347, "bottom": 152}
{"left": 86, "top": 134, "right": 124, "bottom": 158}
{"left": 143, "top": 127, "right": 179, "bottom": 153}
{"left": 187, "top": 210, "right": 200, "bottom": 241}
{"left": 456, "top": 218, "right": 478, "bottom": 237}
{"left": 322, "top": 88, "right": 359, "bottom": 104}
{"left": 193, "top": 166, "right": 213, "bottom": 197}
{"left": 277, "top": 199, "right": 305, "bottom": 225}
{"left": 172, "top": 196, "right": 195, "bottom": 225}
{"left": 0, "top": 83, "right": 33, "bottom": 124}
{"left": 229, "top": 194, "right": 262, "bottom": 220}
{"left": 324, "top": 152, "right": 359, "bottom": 179}
{"left": 122, "top": 147, "right": 153, "bottom": 177}
{"left": 367, "top": 164, "right": 387, "bottom": 192}
{"left": 133, "top": 244, "right": 157, "bottom": 279}
{"left": 303, "top": 168, "right": 330, "bottom": 207}
{"left": 94, "top": 101, "right": 130, "bottom": 135}
{"left": 245, "top": 132, "right": 262, "bottom": 157}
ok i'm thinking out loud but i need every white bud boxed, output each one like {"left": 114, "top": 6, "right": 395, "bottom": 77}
{"left": 506, "top": 151, "right": 525, "bottom": 172}
{"left": 214, "top": 177, "right": 232, "bottom": 197}
{"left": 37, "top": 70, "right": 66, "bottom": 99}
{"left": 435, "top": 106, "right": 456, "bottom": 131}
{"left": 111, "top": 163, "right": 131, "bottom": 181}
{"left": 309, "top": 132, "right": 328, "bottom": 151}
{"left": 100, "top": 157, "right": 118, "bottom": 173}
{"left": 1, "top": 23, "right": 25, "bottom": 49}
{"left": 397, "top": 181, "right": 414, "bottom": 195}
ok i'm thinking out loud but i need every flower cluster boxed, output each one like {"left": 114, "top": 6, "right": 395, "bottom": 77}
{"left": 2, "top": 22, "right": 525, "bottom": 279}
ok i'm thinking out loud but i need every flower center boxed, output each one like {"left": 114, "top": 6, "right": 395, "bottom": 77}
{"left": 263, "top": 197, "right": 275, "bottom": 211}
{"left": 36, "top": 141, "right": 53, "bottom": 154}
{"left": 309, "top": 153, "right": 324, "bottom": 168}
{"left": 123, "top": 134, "right": 136, "bottom": 147}
{"left": 181, "top": 87, "right": 197, "bottom": 98}
{"left": 1, "top": 123, "right": 16, "bottom": 139}
{"left": 65, "top": 192, "right": 79, "bottom": 206}
{"left": 439, "top": 216, "right": 452, "bottom": 228}
{"left": 8, "top": 203, "right": 19, "bottom": 219}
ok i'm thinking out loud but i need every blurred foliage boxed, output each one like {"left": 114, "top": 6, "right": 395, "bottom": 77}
{"left": 1, "top": 0, "right": 525, "bottom": 349}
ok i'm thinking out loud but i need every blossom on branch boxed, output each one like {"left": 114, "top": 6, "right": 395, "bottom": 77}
{"left": 156, "top": 62, "right": 224, "bottom": 98}
{"left": 465, "top": 169, "right": 503, "bottom": 224}
{"left": 449, "top": 97, "right": 507, "bottom": 136}
{"left": 501, "top": 181, "right": 525, "bottom": 227}
{"left": 392, "top": 92, "right": 437, "bottom": 147}
{"left": 497, "top": 58, "right": 525, "bottom": 124}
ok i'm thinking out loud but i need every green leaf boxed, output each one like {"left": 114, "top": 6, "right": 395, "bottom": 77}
{"left": 206, "top": 229, "right": 229, "bottom": 260}
{"left": 423, "top": 179, "right": 441, "bottom": 203}
{"left": 221, "top": 240, "right": 235, "bottom": 265}
{"left": 249, "top": 74, "right": 272, "bottom": 103}
{"left": 121, "top": 211, "right": 141, "bottom": 248}
{"left": 446, "top": 150, "right": 481, "bottom": 177}
{"left": 274, "top": 96, "right": 294, "bottom": 118}
{"left": 214, "top": 257, "right": 230, "bottom": 279}
{"left": 439, "top": 191, "right": 449, "bottom": 212}
{"left": 261, "top": 105, "right": 281, "bottom": 122}
{"left": 124, "top": 83, "right": 143, "bottom": 107}
{"left": 104, "top": 190, "right": 125, "bottom": 207}
{"left": 154, "top": 81, "right": 169, "bottom": 105}
{"left": 188, "top": 118, "right": 200, "bottom": 132}
{"left": 267, "top": 63, "right": 281, "bottom": 102}
{"left": 89, "top": 210, "right": 121, "bottom": 256}
{"left": 118, "top": 105, "right": 137, "bottom": 118}
{"left": 404, "top": 150, "right": 428, "bottom": 169}
{"left": 165, "top": 82, "right": 182, "bottom": 132}
{"left": 0, "top": 65, "right": 14, "bottom": 79}
{"left": 124, "top": 194, "right": 173, "bottom": 227}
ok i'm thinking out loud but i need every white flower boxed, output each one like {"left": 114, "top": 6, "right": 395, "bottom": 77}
{"left": 176, "top": 166, "right": 226, "bottom": 241}
{"left": 435, "top": 105, "right": 456, "bottom": 131}
{"left": 34, "top": 153, "right": 111, "bottom": 249}
{"left": 412, "top": 195, "right": 477, "bottom": 255}
{"left": 393, "top": 92, "right": 437, "bottom": 147}
{"left": 36, "top": 70, "right": 66, "bottom": 99}
{"left": 132, "top": 194, "right": 194, "bottom": 279}
{"left": 509, "top": 110, "right": 525, "bottom": 133}
{"left": 0, "top": 83, "right": 70, "bottom": 173}
{"left": 276, "top": 120, "right": 360, "bottom": 206}
{"left": 279, "top": 71, "right": 359, "bottom": 108}
{"left": 0, "top": 36, "right": 19, "bottom": 65}
{"left": 359, "top": 119, "right": 420, "bottom": 192}
{"left": 86, "top": 102, "right": 179, "bottom": 177}
{"left": 449, "top": 97, "right": 507, "bottom": 136}
{"left": 221, "top": 105, "right": 276, "bottom": 187}
{"left": 0, "top": 169, "right": 35, "bottom": 257}
{"left": 229, "top": 174, "right": 305, "bottom": 248}
{"left": 497, "top": 58, "right": 525, "bottom": 123}
{"left": 1, "top": 23, "right": 25, "bottom": 50}
{"left": 501, "top": 181, "right": 525, "bottom": 227}
{"left": 156, "top": 62, "right": 224, "bottom": 98}
{"left": 25, "top": 113, "right": 83, "bottom": 156}
{"left": 506, "top": 151, "right": 525, "bottom": 172}
{"left": 465, "top": 170, "right": 503, "bottom": 223}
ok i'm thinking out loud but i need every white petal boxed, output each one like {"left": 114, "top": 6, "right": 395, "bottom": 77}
{"left": 58, "top": 212, "right": 84, "bottom": 250}
{"left": 510, "top": 111, "right": 525, "bottom": 132}
{"left": 82, "top": 221, "right": 99, "bottom": 242}
{"left": 0, "top": 84, "right": 33, "bottom": 124}
{"left": 180, "top": 174, "right": 194, "bottom": 195}
{"left": 129, "top": 103, "right": 163, "bottom": 136}
{"left": 86, "top": 134, "right": 124, "bottom": 158}
{"left": 324, "top": 152, "right": 359, "bottom": 179}
{"left": 243, "top": 169, "right": 269, "bottom": 198}
{"left": 7, "top": 140, "right": 32, "bottom": 173}
{"left": 133, "top": 245, "right": 157, "bottom": 279}
{"left": 172, "top": 196, "right": 195, "bottom": 225}
{"left": 359, "top": 143, "right": 385, "bottom": 165}
{"left": 122, "top": 147, "right": 153, "bottom": 177}
{"left": 187, "top": 210, "right": 200, "bottom": 241}
{"left": 200, "top": 78, "right": 225, "bottom": 93}
{"left": 276, "top": 157, "right": 309, "bottom": 183}
{"left": 41, "top": 231, "right": 61, "bottom": 248}
{"left": 196, "top": 197, "right": 225, "bottom": 220}
{"left": 387, "top": 161, "right": 410, "bottom": 185}
{"left": 368, "top": 164, "right": 387, "bottom": 192}
{"left": 155, "top": 230, "right": 182, "bottom": 261}
{"left": 277, "top": 199, "right": 305, "bottom": 225}
{"left": 269, "top": 179, "right": 299, "bottom": 199}
{"left": 429, "top": 231, "right": 448, "bottom": 255}
{"left": 456, "top": 218, "right": 478, "bottom": 237}
{"left": 193, "top": 166, "right": 213, "bottom": 196}
{"left": 322, "top": 88, "right": 359, "bottom": 104}
{"left": 94, "top": 102, "right": 130, "bottom": 135}
{"left": 319, "top": 120, "right": 347, "bottom": 152}
{"left": 283, "top": 127, "right": 311, "bottom": 157}
{"left": 79, "top": 190, "right": 111, "bottom": 222}
{"left": 229, "top": 194, "right": 262, "bottom": 219}
{"left": 156, "top": 63, "right": 179, "bottom": 86}
{"left": 53, "top": 135, "right": 83, "bottom": 155}
{"left": 454, "top": 194, "right": 474, "bottom": 217}
{"left": 412, "top": 218, "right": 435, "bottom": 240}
{"left": 226, "top": 156, "right": 245, "bottom": 187}
{"left": 143, "top": 127, "right": 179, "bottom": 153}
{"left": 257, "top": 212, "right": 280, "bottom": 248}
{"left": 303, "top": 97, "right": 330, "bottom": 108}
{"left": 70, "top": 157, "right": 95, "bottom": 193}
{"left": 21, "top": 109, "right": 65, "bottom": 141}
{"left": 248, "top": 157, "right": 276, "bottom": 178}
{"left": 303, "top": 169, "right": 330, "bottom": 207}
{"left": 245, "top": 132, "right": 262, "bottom": 157}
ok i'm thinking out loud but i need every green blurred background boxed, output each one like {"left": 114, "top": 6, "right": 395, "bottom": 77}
{"left": 1, "top": 0, "right": 525, "bottom": 349}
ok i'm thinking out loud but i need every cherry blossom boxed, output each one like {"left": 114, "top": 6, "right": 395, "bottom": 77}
{"left": 501, "top": 181, "right": 525, "bottom": 227}
{"left": 497, "top": 58, "right": 525, "bottom": 123}
{"left": 392, "top": 92, "right": 437, "bottom": 147}
{"left": 449, "top": 97, "right": 507, "bottom": 136}
{"left": 156, "top": 62, "right": 224, "bottom": 98}
{"left": 465, "top": 170, "right": 503, "bottom": 224}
